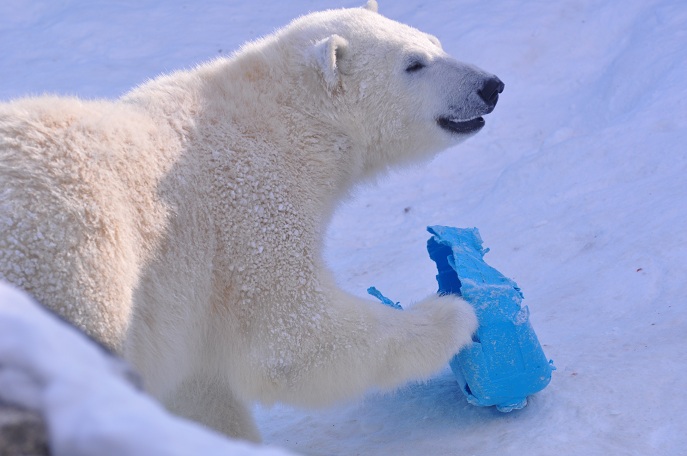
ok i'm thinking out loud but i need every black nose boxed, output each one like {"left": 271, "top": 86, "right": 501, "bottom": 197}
{"left": 478, "top": 77, "right": 505, "bottom": 108}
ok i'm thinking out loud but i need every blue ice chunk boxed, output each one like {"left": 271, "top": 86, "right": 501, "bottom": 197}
{"left": 367, "top": 286, "right": 403, "bottom": 310}
{"left": 427, "top": 226, "right": 554, "bottom": 412}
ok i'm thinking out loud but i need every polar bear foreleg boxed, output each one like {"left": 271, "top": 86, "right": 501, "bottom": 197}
{"left": 272, "top": 291, "right": 478, "bottom": 407}
{"left": 165, "top": 374, "right": 262, "bottom": 443}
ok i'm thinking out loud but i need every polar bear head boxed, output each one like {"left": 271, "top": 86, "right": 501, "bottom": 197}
{"left": 250, "top": 2, "right": 503, "bottom": 179}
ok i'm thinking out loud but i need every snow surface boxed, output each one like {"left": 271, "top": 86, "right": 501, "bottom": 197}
{"left": 1, "top": 0, "right": 686, "bottom": 455}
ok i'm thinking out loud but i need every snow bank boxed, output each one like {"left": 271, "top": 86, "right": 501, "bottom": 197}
{"left": 0, "top": 283, "right": 295, "bottom": 456}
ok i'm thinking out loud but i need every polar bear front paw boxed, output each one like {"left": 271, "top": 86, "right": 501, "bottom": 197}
{"left": 410, "top": 293, "right": 478, "bottom": 355}
{"left": 375, "top": 293, "right": 477, "bottom": 386}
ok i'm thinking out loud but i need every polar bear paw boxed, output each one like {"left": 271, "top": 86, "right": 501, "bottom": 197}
{"left": 411, "top": 293, "right": 478, "bottom": 352}
{"left": 375, "top": 293, "right": 478, "bottom": 387}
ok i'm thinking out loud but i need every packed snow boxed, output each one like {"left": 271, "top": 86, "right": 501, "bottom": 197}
{"left": 1, "top": 0, "right": 686, "bottom": 455}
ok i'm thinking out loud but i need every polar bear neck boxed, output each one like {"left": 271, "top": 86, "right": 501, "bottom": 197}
{"left": 124, "top": 46, "right": 363, "bottom": 219}
{"left": 118, "top": 47, "right": 365, "bottom": 294}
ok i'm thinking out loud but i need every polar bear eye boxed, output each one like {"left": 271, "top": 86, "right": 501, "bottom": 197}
{"left": 405, "top": 60, "right": 426, "bottom": 73}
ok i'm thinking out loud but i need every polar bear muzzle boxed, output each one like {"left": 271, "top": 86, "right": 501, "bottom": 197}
{"left": 437, "top": 76, "right": 504, "bottom": 135}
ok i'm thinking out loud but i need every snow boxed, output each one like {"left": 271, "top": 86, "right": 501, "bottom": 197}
{"left": 1, "top": 0, "right": 686, "bottom": 455}
{"left": 0, "top": 284, "right": 295, "bottom": 456}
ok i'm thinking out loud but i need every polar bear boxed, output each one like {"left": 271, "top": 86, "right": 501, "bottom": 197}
{"left": 0, "top": 1, "right": 503, "bottom": 442}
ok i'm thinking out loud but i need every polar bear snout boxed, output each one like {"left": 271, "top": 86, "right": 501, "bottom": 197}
{"left": 434, "top": 64, "right": 504, "bottom": 136}
{"left": 478, "top": 76, "right": 505, "bottom": 113}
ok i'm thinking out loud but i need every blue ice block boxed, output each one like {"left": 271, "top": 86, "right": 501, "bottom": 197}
{"left": 427, "top": 226, "right": 554, "bottom": 412}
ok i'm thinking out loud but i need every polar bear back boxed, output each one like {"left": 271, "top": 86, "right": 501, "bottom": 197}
{"left": 0, "top": 96, "right": 176, "bottom": 349}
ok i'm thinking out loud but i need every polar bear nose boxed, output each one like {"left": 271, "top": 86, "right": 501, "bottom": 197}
{"left": 478, "top": 77, "right": 505, "bottom": 111}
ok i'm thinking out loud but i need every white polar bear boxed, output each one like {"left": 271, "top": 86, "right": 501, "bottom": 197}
{"left": 0, "top": 1, "right": 503, "bottom": 442}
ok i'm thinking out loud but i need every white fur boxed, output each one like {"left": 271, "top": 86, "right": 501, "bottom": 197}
{"left": 0, "top": 4, "right": 499, "bottom": 441}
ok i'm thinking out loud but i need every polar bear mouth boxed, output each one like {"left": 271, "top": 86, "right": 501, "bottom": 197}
{"left": 437, "top": 116, "right": 485, "bottom": 134}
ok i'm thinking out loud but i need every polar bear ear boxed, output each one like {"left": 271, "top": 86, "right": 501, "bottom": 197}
{"left": 311, "top": 34, "right": 349, "bottom": 92}
{"left": 363, "top": 0, "right": 378, "bottom": 13}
